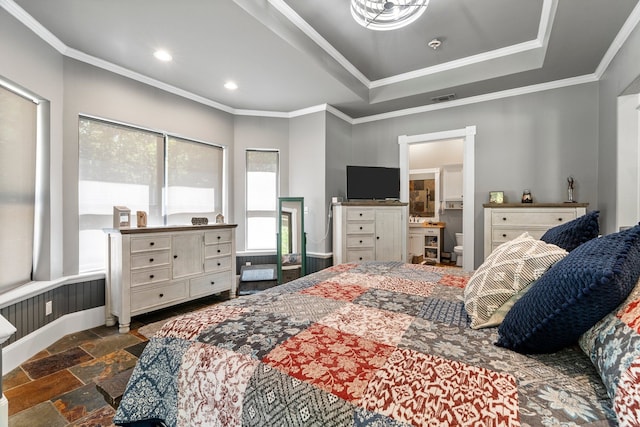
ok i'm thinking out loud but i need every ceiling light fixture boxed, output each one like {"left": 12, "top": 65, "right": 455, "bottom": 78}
{"left": 153, "top": 50, "right": 173, "bottom": 62}
{"left": 224, "top": 81, "right": 238, "bottom": 90}
{"left": 351, "top": 0, "right": 429, "bottom": 31}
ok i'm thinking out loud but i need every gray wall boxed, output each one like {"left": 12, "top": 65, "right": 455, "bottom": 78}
{"left": 598, "top": 20, "right": 640, "bottom": 234}
{"left": 289, "top": 112, "right": 328, "bottom": 253}
{"left": 349, "top": 83, "right": 600, "bottom": 268}
{"left": 233, "top": 115, "right": 290, "bottom": 252}
{"left": 325, "top": 113, "right": 353, "bottom": 252}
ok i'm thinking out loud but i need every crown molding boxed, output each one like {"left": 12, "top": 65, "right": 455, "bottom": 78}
{"left": 353, "top": 74, "right": 598, "bottom": 125}
{"left": 594, "top": 1, "right": 640, "bottom": 79}
{"left": 266, "top": 0, "right": 370, "bottom": 88}
{"left": 2, "top": 0, "right": 636, "bottom": 125}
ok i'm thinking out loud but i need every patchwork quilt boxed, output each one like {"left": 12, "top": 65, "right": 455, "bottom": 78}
{"left": 114, "top": 262, "right": 614, "bottom": 426}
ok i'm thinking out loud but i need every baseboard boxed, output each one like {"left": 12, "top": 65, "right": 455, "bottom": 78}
{"left": 2, "top": 306, "right": 105, "bottom": 375}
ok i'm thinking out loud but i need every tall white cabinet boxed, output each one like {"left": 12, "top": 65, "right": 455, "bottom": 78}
{"left": 333, "top": 202, "right": 408, "bottom": 265}
{"left": 106, "top": 224, "right": 237, "bottom": 333}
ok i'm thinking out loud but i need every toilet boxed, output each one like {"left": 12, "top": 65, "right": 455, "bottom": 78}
{"left": 454, "top": 233, "right": 463, "bottom": 267}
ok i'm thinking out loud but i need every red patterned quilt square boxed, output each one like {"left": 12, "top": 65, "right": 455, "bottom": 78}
{"left": 263, "top": 323, "right": 395, "bottom": 403}
{"left": 301, "top": 281, "right": 369, "bottom": 302}
{"left": 618, "top": 298, "right": 640, "bottom": 333}
{"left": 319, "top": 303, "right": 413, "bottom": 346}
{"left": 438, "top": 274, "right": 469, "bottom": 289}
{"left": 158, "top": 306, "right": 247, "bottom": 341}
{"left": 361, "top": 347, "right": 519, "bottom": 427}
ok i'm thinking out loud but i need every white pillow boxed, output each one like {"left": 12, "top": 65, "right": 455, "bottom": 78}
{"left": 464, "top": 232, "right": 567, "bottom": 329}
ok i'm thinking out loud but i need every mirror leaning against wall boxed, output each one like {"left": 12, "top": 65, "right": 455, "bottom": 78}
{"left": 277, "top": 197, "right": 306, "bottom": 284}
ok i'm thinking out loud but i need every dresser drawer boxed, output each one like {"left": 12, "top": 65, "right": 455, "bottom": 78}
{"left": 491, "top": 228, "right": 547, "bottom": 243}
{"left": 347, "top": 236, "right": 375, "bottom": 248}
{"left": 204, "top": 255, "right": 232, "bottom": 272}
{"left": 131, "top": 267, "right": 171, "bottom": 287}
{"left": 191, "top": 271, "right": 231, "bottom": 297}
{"left": 204, "top": 242, "right": 232, "bottom": 258}
{"left": 346, "top": 222, "right": 375, "bottom": 234}
{"left": 205, "top": 229, "right": 233, "bottom": 244}
{"left": 346, "top": 249, "right": 375, "bottom": 262}
{"left": 131, "top": 281, "right": 187, "bottom": 313}
{"left": 491, "top": 210, "right": 577, "bottom": 226}
{"left": 346, "top": 209, "right": 375, "bottom": 221}
{"left": 130, "top": 236, "right": 171, "bottom": 253}
{"left": 130, "top": 251, "right": 170, "bottom": 269}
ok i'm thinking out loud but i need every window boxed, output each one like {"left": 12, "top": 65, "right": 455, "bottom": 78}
{"left": 246, "top": 150, "right": 279, "bottom": 250}
{"left": 79, "top": 117, "right": 224, "bottom": 272}
{"left": 0, "top": 85, "right": 37, "bottom": 292}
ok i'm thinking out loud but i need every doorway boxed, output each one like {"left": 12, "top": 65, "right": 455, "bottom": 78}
{"left": 399, "top": 126, "right": 476, "bottom": 271}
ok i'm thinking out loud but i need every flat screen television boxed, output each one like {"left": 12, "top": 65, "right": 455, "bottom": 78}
{"left": 346, "top": 165, "right": 400, "bottom": 200}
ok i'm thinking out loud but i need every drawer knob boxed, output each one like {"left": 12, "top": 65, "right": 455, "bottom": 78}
{"left": 217, "top": 249, "right": 221, "bottom": 253}
{"left": 376, "top": 236, "right": 380, "bottom": 240}
{"left": 149, "top": 258, "right": 154, "bottom": 262}
{"left": 359, "top": 240, "right": 363, "bottom": 244}
{"left": 150, "top": 242, "right": 155, "bottom": 246}
{"left": 558, "top": 218, "right": 563, "bottom": 221}
{"left": 174, "top": 255, "right": 178, "bottom": 259}
{"left": 359, "top": 226, "right": 363, "bottom": 230}
{"left": 159, "top": 293, "right": 164, "bottom": 298}
{"left": 217, "top": 262, "right": 221, "bottom": 266}
{"left": 502, "top": 234, "right": 507, "bottom": 238}
{"left": 149, "top": 274, "right": 154, "bottom": 279}
{"left": 502, "top": 217, "right": 507, "bottom": 221}
{"left": 359, "top": 257, "right": 363, "bottom": 260}
{"left": 217, "top": 235, "right": 221, "bottom": 240}
{"left": 359, "top": 213, "right": 363, "bottom": 216}
{"left": 210, "top": 281, "right": 215, "bottom": 285}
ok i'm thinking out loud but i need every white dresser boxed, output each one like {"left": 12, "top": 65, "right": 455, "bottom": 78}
{"left": 333, "top": 202, "right": 408, "bottom": 265}
{"left": 483, "top": 203, "right": 588, "bottom": 259}
{"left": 105, "top": 224, "right": 237, "bottom": 333}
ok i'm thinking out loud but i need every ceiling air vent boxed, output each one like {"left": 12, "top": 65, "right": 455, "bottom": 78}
{"left": 430, "top": 93, "right": 456, "bottom": 103}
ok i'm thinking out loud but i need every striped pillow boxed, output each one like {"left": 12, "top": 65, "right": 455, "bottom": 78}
{"left": 464, "top": 233, "right": 567, "bottom": 329}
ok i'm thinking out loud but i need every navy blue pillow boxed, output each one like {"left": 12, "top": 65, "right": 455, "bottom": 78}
{"left": 540, "top": 210, "right": 599, "bottom": 251}
{"left": 496, "top": 223, "right": 640, "bottom": 354}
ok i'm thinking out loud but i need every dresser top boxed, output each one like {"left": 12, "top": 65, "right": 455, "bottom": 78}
{"left": 107, "top": 223, "right": 238, "bottom": 234}
{"left": 483, "top": 203, "right": 589, "bottom": 208}
{"left": 335, "top": 200, "right": 408, "bottom": 206}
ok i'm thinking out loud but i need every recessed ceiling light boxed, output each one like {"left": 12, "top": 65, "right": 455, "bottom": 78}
{"left": 224, "top": 81, "right": 238, "bottom": 90}
{"left": 153, "top": 50, "right": 173, "bottom": 62}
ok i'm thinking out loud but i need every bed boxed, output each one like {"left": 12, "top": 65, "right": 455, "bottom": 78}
{"left": 113, "top": 251, "right": 640, "bottom": 426}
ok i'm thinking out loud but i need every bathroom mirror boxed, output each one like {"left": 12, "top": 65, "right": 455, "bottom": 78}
{"left": 277, "top": 197, "right": 306, "bottom": 284}
{"left": 409, "top": 168, "right": 440, "bottom": 221}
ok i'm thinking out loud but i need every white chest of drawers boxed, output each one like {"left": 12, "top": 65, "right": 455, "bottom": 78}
{"left": 105, "top": 224, "right": 237, "bottom": 333}
{"left": 483, "top": 203, "right": 588, "bottom": 259}
{"left": 333, "top": 202, "right": 408, "bottom": 265}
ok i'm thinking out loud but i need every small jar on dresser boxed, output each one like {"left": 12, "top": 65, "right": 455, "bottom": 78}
{"left": 105, "top": 224, "right": 237, "bottom": 333}
{"left": 483, "top": 203, "right": 588, "bottom": 259}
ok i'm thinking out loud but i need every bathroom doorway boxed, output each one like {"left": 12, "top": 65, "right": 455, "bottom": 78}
{"left": 399, "top": 126, "right": 476, "bottom": 271}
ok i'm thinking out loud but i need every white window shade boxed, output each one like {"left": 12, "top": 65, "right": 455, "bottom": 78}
{"left": 0, "top": 85, "right": 37, "bottom": 292}
{"left": 79, "top": 118, "right": 163, "bottom": 272}
{"left": 246, "top": 150, "right": 279, "bottom": 250}
{"left": 166, "top": 136, "right": 223, "bottom": 224}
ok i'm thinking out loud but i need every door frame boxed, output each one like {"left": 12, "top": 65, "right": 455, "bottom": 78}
{"left": 399, "top": 126, "right": 476, "bottom": 271}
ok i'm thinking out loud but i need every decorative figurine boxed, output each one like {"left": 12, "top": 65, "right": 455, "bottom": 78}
{"left": 216, "top": 213, "right": 225, "bottom": 224}
{"left": 521, "top": 189, "right": 533, "bottom": 203}
{"left": 567, "top": 176, "right": 576, "bottom": 202}
{"left": 136, "top": 211, "right": 147, "bottom": 227}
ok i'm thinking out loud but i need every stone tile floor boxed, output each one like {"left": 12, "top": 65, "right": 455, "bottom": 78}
{"left": 3, "top": 293, "right": 229, "bottom": 427}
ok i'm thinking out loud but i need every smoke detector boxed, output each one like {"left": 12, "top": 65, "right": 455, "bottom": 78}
{"left": 427, "top": 38, "right": 442, "bottom": 50}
